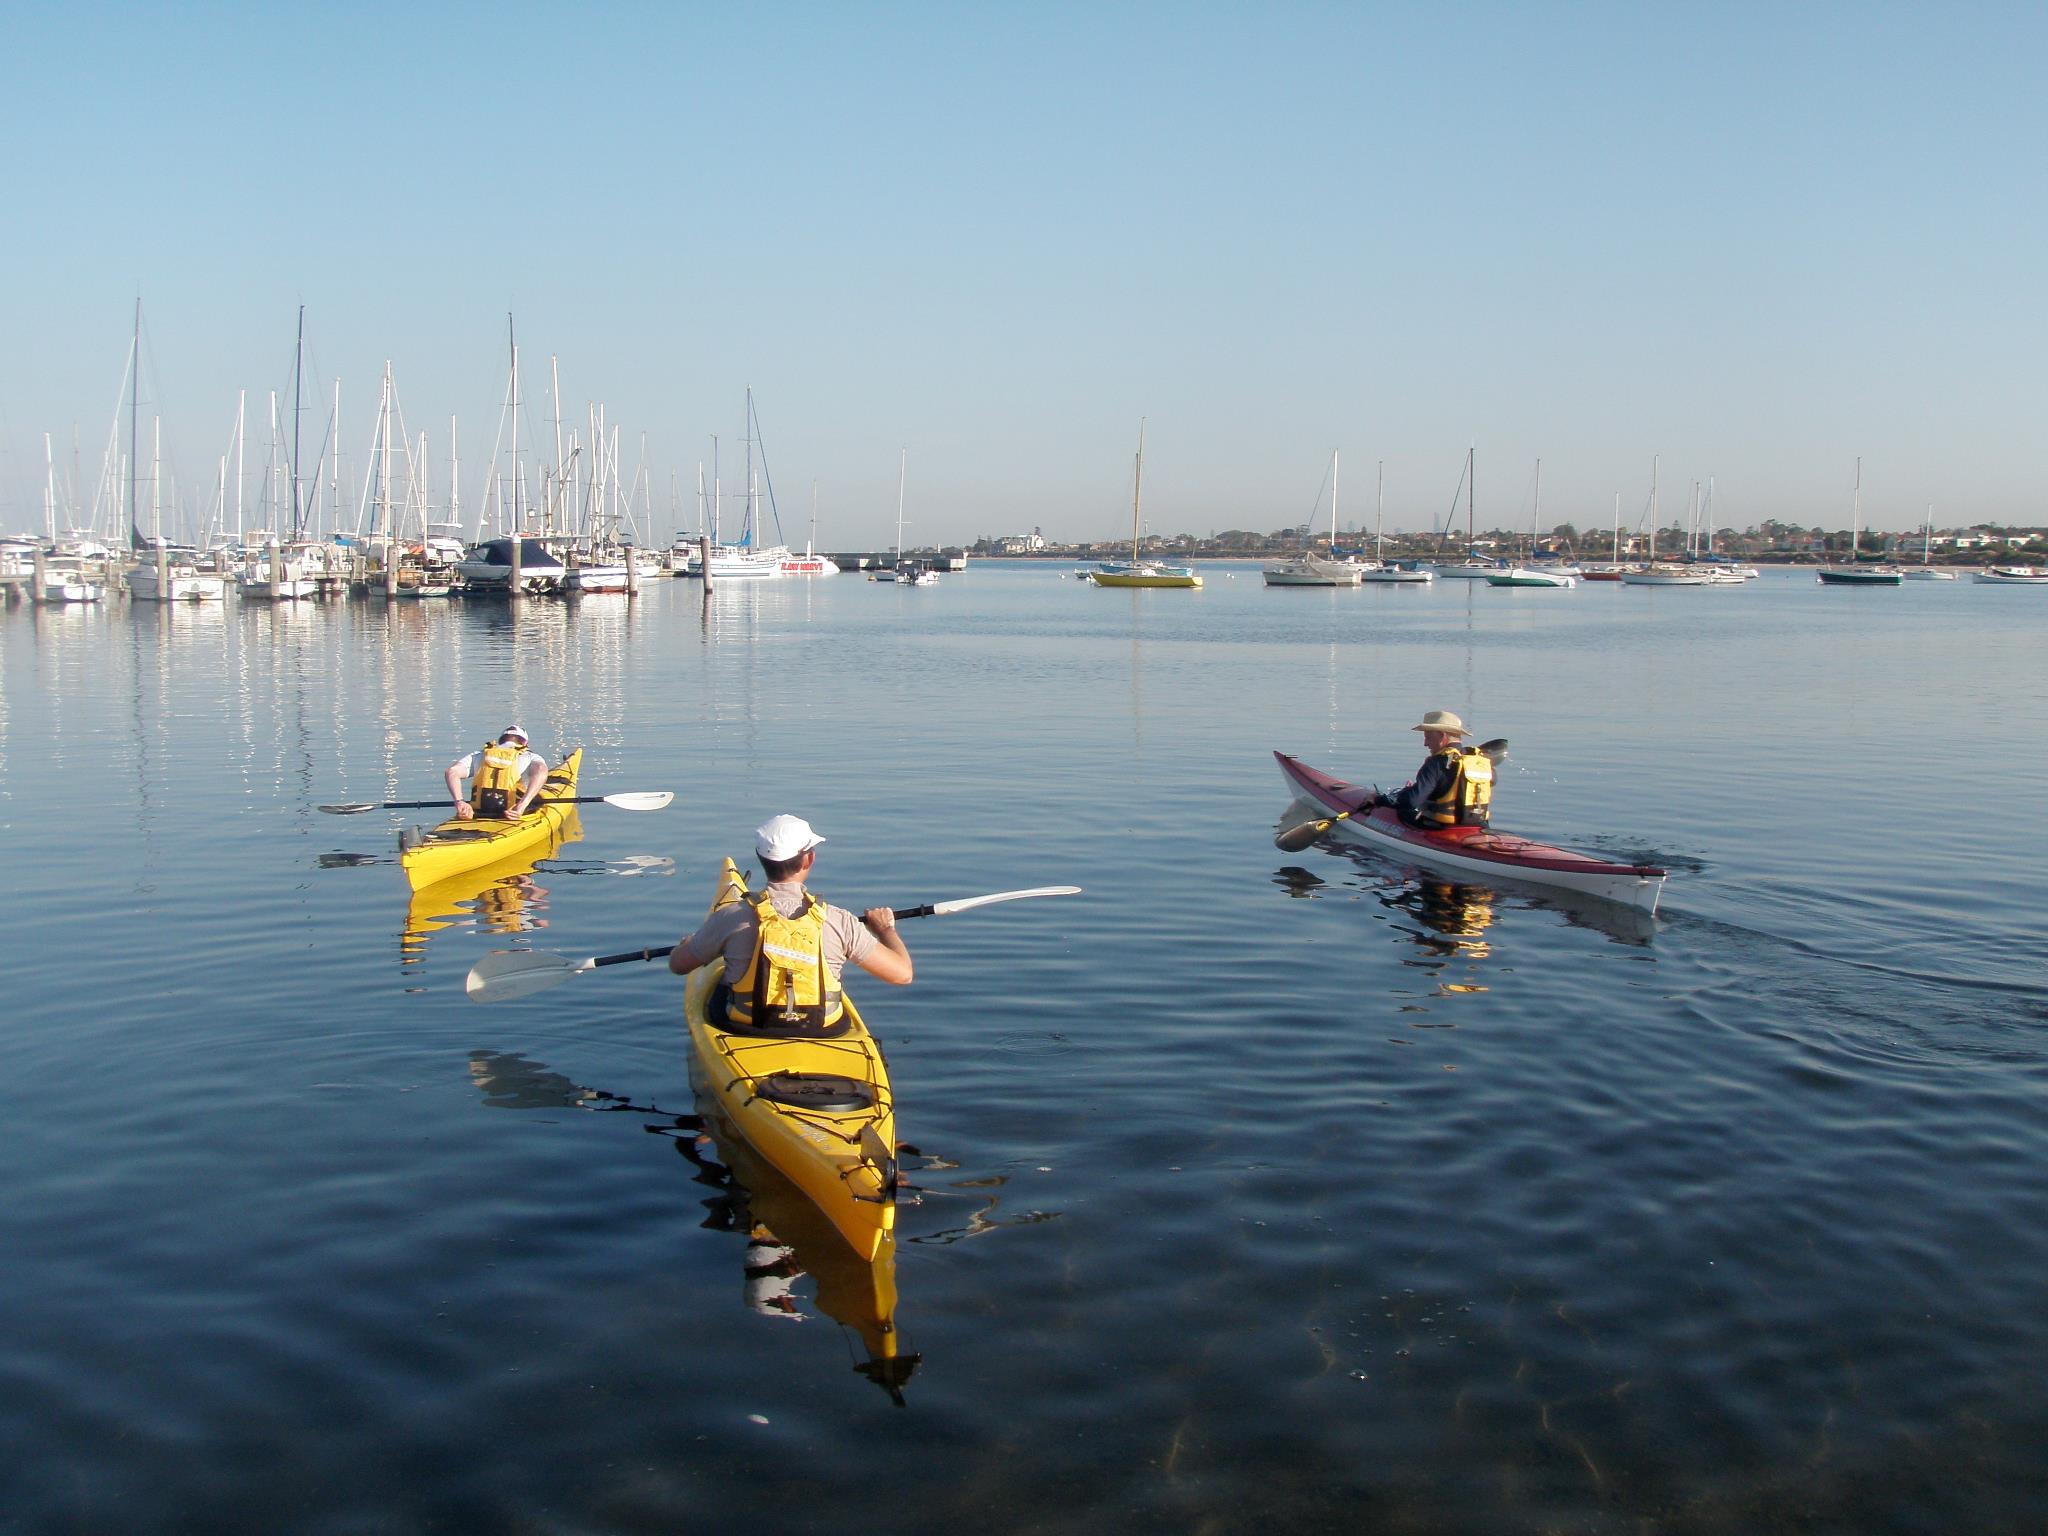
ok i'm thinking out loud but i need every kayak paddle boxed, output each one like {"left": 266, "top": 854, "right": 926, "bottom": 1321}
{"left": 319, "top": 791, "right": 674, "bottom": 815}
{"left": 463, "top": 884, "right": 1083, "bottom": 1004}
{"left": 1273, "top": 738, "right": 1507, "bottom": 852}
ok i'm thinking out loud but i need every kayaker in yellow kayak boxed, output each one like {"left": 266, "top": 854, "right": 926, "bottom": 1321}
{"left": 1366, "top": 709, "right": 1494, "bottom": 829}
{"left": 667, "top": 815, "right": 915, "bottom": 1029}
{"left": 445, "top": 725, "right": 549, "bottom": 821}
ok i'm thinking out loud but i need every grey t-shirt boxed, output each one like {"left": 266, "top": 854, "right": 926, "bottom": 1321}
{"left": 676, "top": 878, "right": 877, "bottom": 982}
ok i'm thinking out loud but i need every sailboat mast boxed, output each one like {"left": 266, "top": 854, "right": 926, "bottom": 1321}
{"left": 1131, "top": 417, "right": 1146, "bottom": 562}
{"left": 895, "top": 446, "right": 907, "bottom": 560}
{"left": 290, "top": 304, "right": 305, "bottom": 539}
{"left": 1613, "top": 493, "right": 1621, "bottom": 562}
{"left": 128, "top": 299, "right": 141, "bottom": 547}
{"left": 1374, "top": 460, "right": 1385, "bottom": 561}
{"left": 1650, "top": 455, "right": 1660, "bottom": 564}
{"left": 329, "top": 380, "right": 341, "bottom": 540}
{"left": 1466, "top": 444, "right": 1475, "bottom": 547}
{"left": 235, "top": 390, "right": 246, "bottom": 543}
{"left": 1851, "top": 456, "right": 1862, "bottom": 560}
{"left": 507, "top": 316, "right": 521, "bottom": 535}
{"left": 1331, "top": 449, "right": 1339, "bottom": 552}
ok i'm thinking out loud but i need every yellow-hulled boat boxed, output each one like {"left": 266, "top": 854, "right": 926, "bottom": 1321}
{"left": 684, "top": 857, "right": 898, "bottom": 1261}
{"left": 399, "top": 748, "right": 583, "bottom": 891}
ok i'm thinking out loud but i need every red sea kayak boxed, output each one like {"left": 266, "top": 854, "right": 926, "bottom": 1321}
{"left": 1275, "top": 751, "right": 1668, "bottom": 914}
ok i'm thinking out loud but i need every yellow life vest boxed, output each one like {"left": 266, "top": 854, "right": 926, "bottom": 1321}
{"left": 472, "top": 740, "right": 526, "bottom": 818}
{"left": 1417, "top": 745, "right": 1493, "bottom": 829}
{"left": 726, "top": 889, "right": 846, "bottom": 1034}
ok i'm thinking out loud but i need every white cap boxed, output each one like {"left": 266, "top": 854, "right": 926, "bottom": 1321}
{"left": 755, "top": 814, "right": 825, "bottom": 862}
{"left": 500, "top": 724, "right": 529, "bottom": 743}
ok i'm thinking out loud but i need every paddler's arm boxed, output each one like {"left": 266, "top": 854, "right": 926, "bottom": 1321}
{"left": 509, "top": 757, "right": 549, "bottom": 817}
{"left": 856, "top": 907, "right": 914, "bottom": 985}
{"left": 445, "top": 758, "right": 475, "bottom": 821}
{"left": 670, "top": 906, "right": 745, "bottom": 976}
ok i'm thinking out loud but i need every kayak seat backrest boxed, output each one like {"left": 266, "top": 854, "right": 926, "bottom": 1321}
{"left": 707, "top": 981, "right": 853, "bottom": 1040}
{"left": 752, "top": 1072, "right": 876, "bottom": 1113}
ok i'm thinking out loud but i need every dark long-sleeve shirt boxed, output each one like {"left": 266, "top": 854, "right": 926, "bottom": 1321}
{"left": 1384, "top": 750, "right": 1459, "bottom": 826}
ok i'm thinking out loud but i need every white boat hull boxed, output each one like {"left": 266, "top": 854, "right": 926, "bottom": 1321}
{"left": 126, "top": 568, "right": 227, "bottom": 601}
{"left": 1263, "top": 558, "right": 1366, "bottom": 586}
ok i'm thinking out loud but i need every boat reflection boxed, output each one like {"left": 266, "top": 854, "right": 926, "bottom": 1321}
{"left": 400, "top": 810, "right": 582, "bottom": 967}
{"left": 680, "top": 1096, "right": 920, "bottom": 1404}
{"left": 1273, "top": 854, "right": 1655, "bottom": 954}
{"left": 463, "top": 1046, "right": 917, "bottom": 1402}
{"left": 1391, "top": 877, "right": 1496, "bottom": 960}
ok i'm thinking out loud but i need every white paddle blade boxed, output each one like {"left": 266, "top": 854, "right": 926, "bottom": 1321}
{"left": 316, "top": 803, "right": 377, "bottom": 815}
{"left": 599, "top": 791, "right": 674, "bottom": 811}
{"left": 464, "top": 950, "right": 593, "bottom": 1003}
{"left": 928, "top": 886, "right": 1082, "bottom": 916}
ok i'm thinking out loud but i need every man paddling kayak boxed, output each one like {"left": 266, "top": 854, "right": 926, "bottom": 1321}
{"left": 1366, "top": 709, "right": 1495, "bottom": 829}
{"left": 445, "top": 725, "right": 549, "bottom": 821}
{"left": 668, "top": 815, "right": 914, "bottom": 1030}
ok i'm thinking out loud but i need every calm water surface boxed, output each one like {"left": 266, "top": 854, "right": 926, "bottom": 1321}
{"left": 3, "top": 565, "right": 2043, "bottom": 1533}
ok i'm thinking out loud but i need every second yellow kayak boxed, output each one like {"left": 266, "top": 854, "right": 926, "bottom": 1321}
{"left": 399, "top": 748, "right": 583, "bottom": 890}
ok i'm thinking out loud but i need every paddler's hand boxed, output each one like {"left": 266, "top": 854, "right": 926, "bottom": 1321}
{"left": 861, "top": 906, "right": 898, "bottom": 938}
{"left": 454, "top": 802, "right": 475, "bottom": 820}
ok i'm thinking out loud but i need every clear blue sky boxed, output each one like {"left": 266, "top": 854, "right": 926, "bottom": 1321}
{"left": 3, "top": 1, "right": 2043, "bottom": 546}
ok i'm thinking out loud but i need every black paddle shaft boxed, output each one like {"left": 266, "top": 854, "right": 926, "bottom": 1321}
{"left": 593, "top": 908, "right": 934, "bottom": 969}
{"left": 591, "top": 946, "right": 671, "bottom": 968}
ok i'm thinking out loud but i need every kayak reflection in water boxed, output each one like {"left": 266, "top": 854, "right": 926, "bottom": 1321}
{"left": 1399, "top": 878, "right": 1496, "bottom": 961}
{"left": 672, "top": 1106, "right": 921, "bottom": 1403}
{"left": 464, "top": 1047, "right": 920, "bottom": 1402}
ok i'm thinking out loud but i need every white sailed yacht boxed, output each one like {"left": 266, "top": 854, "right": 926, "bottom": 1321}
{"left": 1265, "top": 451, "right": 1366, "bottom": 587}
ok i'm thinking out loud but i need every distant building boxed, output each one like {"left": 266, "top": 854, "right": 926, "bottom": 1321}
{"left": 995, "top": 527, "right": 1047, "bottom": 555}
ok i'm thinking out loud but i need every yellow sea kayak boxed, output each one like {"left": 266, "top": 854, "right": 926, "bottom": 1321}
{"left": 399, "top": 748, "right": 583, "bottom": 891}
{"left": 685, "top": 857, "right": 898, "bottom": 1261}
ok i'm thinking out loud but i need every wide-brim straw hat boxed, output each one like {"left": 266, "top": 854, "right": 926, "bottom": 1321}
{"left": 1410, "top": 710, "right": 1471, "bottom": 736}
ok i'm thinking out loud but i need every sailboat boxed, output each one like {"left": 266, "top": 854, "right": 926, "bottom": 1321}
{"left": 699, "top": 392, "right": 787, "bottom": 579}
{"left": 119, "top": 302, "right": 227, "bottom": 602}
{"left": 871, "top": 448, "right": 935, "bottom": 583}
{"left": 1488, "top": 460, "right": 1577, "bottom": 587}
{"left": 1264, "top": 451, "right": 1366, "bottom": 586}
{"left": 1429, "top": 446, "right": 1504, "bottom": 578}
{"left": 1817, "top": 458, "right": 1901, "bottom": 585}
{"left": 1902, "top": 507, "right": 1955, "bottom": 579}
{"left": 1091, "top": 420, "right": 1201, "bottom": 588}
{"left": 1360, "top": 460, "right": 1433, "bottom": 582}
{"left": 1623, "top": 456, "right": 1710, "bottom": 585}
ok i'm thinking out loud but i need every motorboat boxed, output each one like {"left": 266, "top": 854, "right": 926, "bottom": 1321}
{"left": 1360, "top": 560, "right": 1433, "bottom": 584}
{"left": 456, "top": 537, "right": 568, "bottom": 593}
